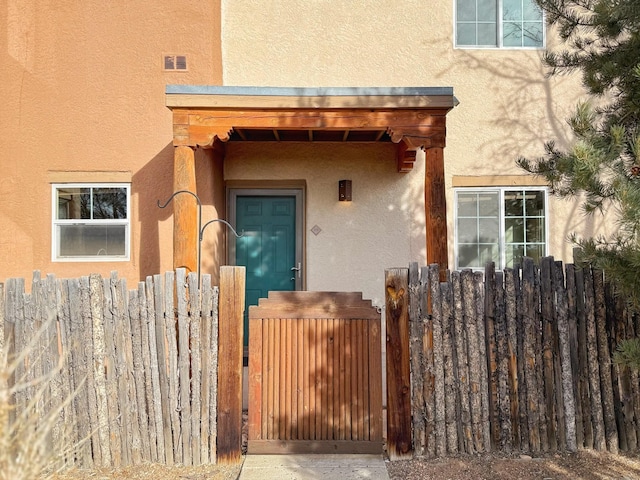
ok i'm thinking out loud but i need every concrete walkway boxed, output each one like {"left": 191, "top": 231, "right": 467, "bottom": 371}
{"left": 239, "top": 454, "right": 390, "bottom": 480}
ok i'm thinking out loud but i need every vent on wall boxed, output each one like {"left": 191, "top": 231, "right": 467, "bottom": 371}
{"left": 163, "top": 54, "right": 187, "bottom": 71}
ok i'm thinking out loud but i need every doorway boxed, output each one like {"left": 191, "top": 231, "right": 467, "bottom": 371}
{"left": 228, "top": 188, "right": 304, "bottom": 347}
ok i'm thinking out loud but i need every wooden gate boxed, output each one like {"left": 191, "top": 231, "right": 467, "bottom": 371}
{"left": 247, "top": 291, "right": 383, "bottom": 454}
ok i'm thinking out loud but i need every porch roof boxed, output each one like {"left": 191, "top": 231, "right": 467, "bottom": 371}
{"left": 166, "top": 85, "right": 458, "bottom": 173}
{"left": 166, "top": 85, "right": 457, "bottom": 108}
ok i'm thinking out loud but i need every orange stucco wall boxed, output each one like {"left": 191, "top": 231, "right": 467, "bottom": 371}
{"left": 1, "top": 0, "right": 223, "bottom": 285}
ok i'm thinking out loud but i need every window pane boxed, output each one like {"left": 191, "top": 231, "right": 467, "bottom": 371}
{"left": 478, "top": 0, "right": 497, "bottom": 21}
{"left": 458, "top": 193, "right": 479, "bottom": 216}
{"left": 505, "top": 244, "right": 525, "bottom": 268}
{"left": 93, "top": 188, "right": 127, "bottom": 219}
{"left": 57, "top": 188, "right": 90, "bottom": 219}
{"left": 505, "top": 191, "right": 525, "bottom": 216}
{"left": 457, "top": 0, "right": 476, "bottom": 21}
{"left": 457, "top": 23, "right": 477, "bottom": 45}
{"left": 459, "top": 244, "right": 480, "bottom": 268}
{"left": 478, "top": 22, "right": 498, "bottom": 45}
{"left": 503, "top": 0, "right": 522, "bottom": 21}
{"left": 505, "top": 217, "right": 525, "bottom": 243}
{"left": 457, "top": 187, "right": 545, "bottom": 270}
{"left": 479, "top": 243, "right": 499, "bottom": 266}
{"left": 502, "top": 21, "right": 523, "bottom": 46}
{"left": 525, "top": 191, "right": 545, "bottom": 216}
{"left": 523, "top": 0, "right": 542, "bottom": 21}
{"left": 479, "top": 217, "right": 499, "bottom": 242}
{"left": 58, "top": 224, "right": 126, "bottom": 257}
{"left": 478, "top": 193, "right": 499, "bottom": 215}
{"left": 458, "top": 218, "right": 479, "bottom": 243}
{"left": 523, "top": 22, "right": 543, "bottom": 46}
{"left": 526, "top": 217, "right": 545, "bottom": 243}
{"left": 525, "top": 244, "right": 545, "bottom": 262}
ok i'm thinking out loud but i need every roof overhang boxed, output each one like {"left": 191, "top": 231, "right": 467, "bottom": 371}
{"left": 166, "top": 86, "right": 458, "bottom": 172}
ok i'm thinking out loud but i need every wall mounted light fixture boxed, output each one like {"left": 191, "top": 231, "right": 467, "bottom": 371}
{"left": 338, "top": 180, "right": 352, "bottom": 202}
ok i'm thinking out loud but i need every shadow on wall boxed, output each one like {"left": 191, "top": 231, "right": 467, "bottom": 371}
{"left": 132, "top": 142, "right": 174, "bottom": 279}
{"left": 133, "top": 143, "right": 226, "bottom": 282}
{"left": 435, "top": 49, "right": 573, "bottom": 157}
{"left": 435, "top": 49, "right": 608, "bottom": 253}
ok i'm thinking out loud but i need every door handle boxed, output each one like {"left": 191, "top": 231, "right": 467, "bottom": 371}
{"left": 290, "top": 262, "right": 301, "bottom": 281}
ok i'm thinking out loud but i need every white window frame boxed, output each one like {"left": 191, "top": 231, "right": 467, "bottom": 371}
{"left": 51, "top": 183, "right": 131, "bottom": 262}
{"left": 454, "top": 186, "right": 549, "bottom": 270}
{"left": 453, "top": 0, "right": 546, "bottom": 49}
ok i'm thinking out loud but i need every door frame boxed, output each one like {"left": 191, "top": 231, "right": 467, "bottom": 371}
{"left": 227, "top": 182, "right": 306, "bottom": 291}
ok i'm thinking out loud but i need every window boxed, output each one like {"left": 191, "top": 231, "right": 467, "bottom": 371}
{"left": 455, "top": 187, "right": 547, "bottom": 270}
{"left": 52, "top": 184, "right": 130, "bottom": 261}
{"left": 455, "top": 0, "right": 544, "bottom": 48}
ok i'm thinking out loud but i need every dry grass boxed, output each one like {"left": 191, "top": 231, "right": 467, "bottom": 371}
{"left": 0, "top": 322, "right": 79, "bottom": 480}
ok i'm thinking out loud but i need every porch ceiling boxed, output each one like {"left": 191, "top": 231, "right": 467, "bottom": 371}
{"left": 166, "top": 86, "right": 458, "bottom": 172}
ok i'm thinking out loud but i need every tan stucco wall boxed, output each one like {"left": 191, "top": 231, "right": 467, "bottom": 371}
{"left": 1, "top": 0, "right": 223, "bottom": 284}
{"left": 225, "top": 143, "right": 425, "bottom": 305}
{"left": 221, "top": 0, "right": 614, "bottom": 301}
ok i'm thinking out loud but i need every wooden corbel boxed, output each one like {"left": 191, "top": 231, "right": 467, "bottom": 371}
{"left": 388, "top": 124, "right": 447, "bottom": 172}
{"left": 189, "top": 125, "right": 234, "bottom": 148}
{"left": 396, "top": 140, "right": 418, "bottom": 173}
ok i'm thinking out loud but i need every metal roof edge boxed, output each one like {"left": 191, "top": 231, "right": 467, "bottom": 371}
{"left": 165, "top": 85, "right": 454, "bottom": 97}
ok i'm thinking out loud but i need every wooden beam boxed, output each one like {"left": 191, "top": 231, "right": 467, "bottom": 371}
{"left": 171, "top": 107, "right": 449, "bottom": 147}
{"left": 217, "top": 266, "right": 246, "bottom": 464}
{"left": 425, "top": 147, "right": 448, "bottom": 280}
{"left": 385, "top": 268, "right": 412, "bottom": 460}
{"left": 186, "top": 109, "right": 448, "bottom": 129}
{"left": 173, "top": 146, "right": 198, "bottom": 274}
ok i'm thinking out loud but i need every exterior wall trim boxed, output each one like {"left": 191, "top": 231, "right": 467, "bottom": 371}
{"left": 48, "top": 171, "right": 132, "bottom": 183}
{"left": 452, "top": 175, "right": 549, "bottom": 187}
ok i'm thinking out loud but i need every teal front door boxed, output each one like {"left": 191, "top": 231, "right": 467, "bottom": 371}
{"left": 235, "top": 195, "right": 298, "bottom": 346}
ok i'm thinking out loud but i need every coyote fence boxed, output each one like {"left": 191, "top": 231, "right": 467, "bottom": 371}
{"left": 386, "top": 256, "right": 639, "bottom": 459}
{"left": 1, "top": 267, "right": 245, "bottom": 469}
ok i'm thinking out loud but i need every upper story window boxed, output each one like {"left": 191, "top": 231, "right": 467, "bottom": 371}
{"left": 455, "top": 0, "right": 544, "bottom": 48}
{"left": 52, "top": 183, "right": 130, "bottom": 261}
{"left": 455, "top": 187, "right": 548, "bottom": 270}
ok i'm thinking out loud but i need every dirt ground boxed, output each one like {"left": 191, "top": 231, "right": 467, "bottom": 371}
{"left": 385, "top": 450, "right": 640, "bottom": 480}
{"left": 50, "top": 450, "right": 640, "bottom": 480}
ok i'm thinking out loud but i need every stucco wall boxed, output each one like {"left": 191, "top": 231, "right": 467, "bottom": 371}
{"left": 225, "top": 143, "right": 425, "bottom": 306}
{"left": 221, "top": 0, "right": 614, "bottom": 298}
{"left": 1, "top": 0, "right": 222, "bottom": 284}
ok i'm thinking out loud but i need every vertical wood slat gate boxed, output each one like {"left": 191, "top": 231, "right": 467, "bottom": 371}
{"left": 247, "top": 291, "right": 383, "bottom": 454}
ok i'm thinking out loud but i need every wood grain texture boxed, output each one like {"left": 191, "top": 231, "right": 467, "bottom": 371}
{"left": 248, "top": 290, "right": 383, "bottom": 455}
{"left": 217, "top": 266, "right": 245, "bottom": 464}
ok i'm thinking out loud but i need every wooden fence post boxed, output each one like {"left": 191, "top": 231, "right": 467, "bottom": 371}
{"left": 217, "top": 266, "right": 246, "bottom": 464}
{"left": 522, "top": 258, "right": 541, "bottom": 453}
{"left": 385, "top": 268, "right": 412, "bottom": 460}
{"left": 408, "top": 263, "right": 426, "bottom": 456}
{"left": 428, "top": 264, "right": 446, "bottom": 457}
{"left": 554, "top": 262, "right": 577, "bottom": 452}
{"left": 593, "top": 269, "right": 618, "bottom": 453}
{"left": 584, "top": 266, "right": 606, "bottom": 450}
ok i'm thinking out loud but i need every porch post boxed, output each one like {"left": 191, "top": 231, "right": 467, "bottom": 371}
{"left": 173, "top": 145, "right": 198, "bottom": 273}
{"left": 424, "top": 146, "right": 448, "bottom": 280}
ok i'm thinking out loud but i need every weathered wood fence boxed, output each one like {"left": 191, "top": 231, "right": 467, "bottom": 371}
{"left": 0, "top": 266, "right": 245, "bottom": 469}
{"left": 386, "top": 257, "right": 640, "bottom": 459}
